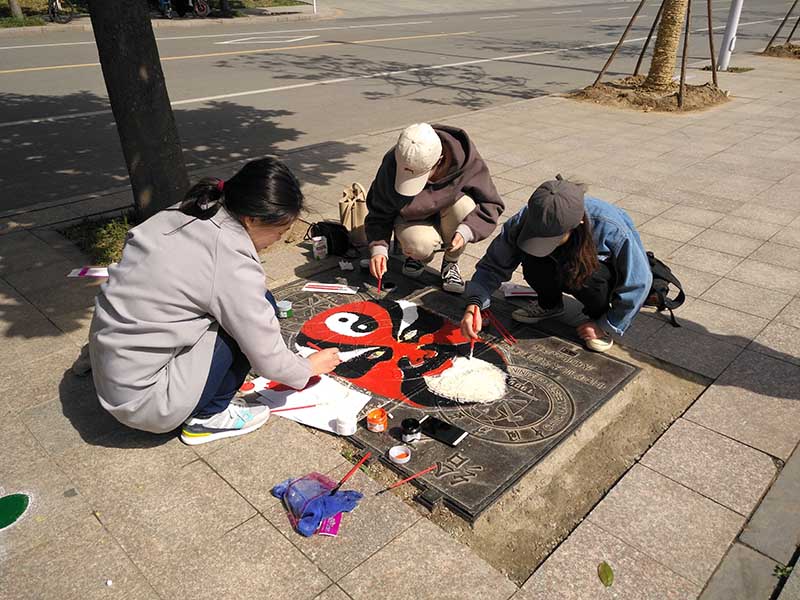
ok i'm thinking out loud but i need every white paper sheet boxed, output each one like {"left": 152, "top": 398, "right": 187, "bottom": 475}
{"left": 68, "top": 267, "right": 109, "bottom": 278}
{"left": 250, "top": 375, "right": 371, "bottom": 434}
{"left": 301, "top": 282, "right": 359, "bottom": 295}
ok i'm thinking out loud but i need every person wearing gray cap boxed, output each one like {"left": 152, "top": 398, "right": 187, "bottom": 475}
{"left": 364, "top": 123, "right": 504, "bottom": 294}
{"left": 460, "top": 177, "right": 652, "bottom": 352}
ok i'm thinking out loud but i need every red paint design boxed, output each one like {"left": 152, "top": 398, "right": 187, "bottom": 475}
{"left": 239, "top": 381, "right": 256, "bottom": 392}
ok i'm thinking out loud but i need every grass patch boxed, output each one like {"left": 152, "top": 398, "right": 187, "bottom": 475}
{"left": 0, "top": 0, "right": 87, "bottom": 18}
{"left": 62, "top": 213, "right": 136, "bottom": 265}
{"left": 0, "top": 15, "right": 45, "bottom": 26}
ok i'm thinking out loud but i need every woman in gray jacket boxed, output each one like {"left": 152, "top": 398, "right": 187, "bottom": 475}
{"left": 90, "top": 158, "right": 341, "bottom": 445}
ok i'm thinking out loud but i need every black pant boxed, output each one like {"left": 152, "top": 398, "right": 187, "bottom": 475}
{"left": 521, "top": 254, "right": 615, "bottom": 320}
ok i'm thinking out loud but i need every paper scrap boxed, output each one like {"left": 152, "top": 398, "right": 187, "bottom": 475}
{"left": 501, "top": 282, "right": 537, "bottom": 298}
{"left": 68, "top": 267, "right": 109, "bottom": 278}
{"left": 317, "top": 512, "right": 342, "bottom": 537}
{"left": 256, "top": 375, "right": 371, "bottom": 435}
{"left": 302, "top": 282, "right": 358, "bottom": 295}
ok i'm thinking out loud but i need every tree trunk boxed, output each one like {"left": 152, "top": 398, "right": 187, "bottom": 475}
{"left": 644, "top": 0, "right": 689, "bottom": 90}
{"left": 8, "top": 0, "right": 24, "bottom": 19}
{"left": 88, "top": 0, "right": 189, "bottom": 219}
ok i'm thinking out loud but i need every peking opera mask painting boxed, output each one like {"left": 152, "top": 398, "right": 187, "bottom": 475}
{"left": 295, "top": 298, "right": 509, "bottom": 408}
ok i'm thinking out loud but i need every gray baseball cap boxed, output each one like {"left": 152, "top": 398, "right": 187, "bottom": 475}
{"left": 518, "top": 177, "right": 586, "bottom": 257}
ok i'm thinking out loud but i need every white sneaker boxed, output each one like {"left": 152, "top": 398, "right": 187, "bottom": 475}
{"left": 180, "top": 398, "right": 270, "bottom": 445}
{"left": 511, "top": 300, "right": 565, "bottom": 324}
{"left": 585, "top": 335, "right": 614, "bottom": 353}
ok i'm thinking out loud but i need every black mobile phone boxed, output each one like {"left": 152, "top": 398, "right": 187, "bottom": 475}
{"left": 419, "top": 415, "right": 468, "bottom": 447}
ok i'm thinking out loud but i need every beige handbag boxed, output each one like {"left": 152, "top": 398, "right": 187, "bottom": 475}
{"left": 339, "top": 182, "right": 368, "bottom": 247}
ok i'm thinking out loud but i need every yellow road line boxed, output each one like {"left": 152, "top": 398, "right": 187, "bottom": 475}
{"left": 0, "top": 31, "right": 475, "bottom": 75}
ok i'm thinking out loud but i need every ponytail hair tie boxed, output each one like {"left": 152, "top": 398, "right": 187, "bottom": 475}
{"left": 216, "top": 179, "right": 225, "bottom": 192}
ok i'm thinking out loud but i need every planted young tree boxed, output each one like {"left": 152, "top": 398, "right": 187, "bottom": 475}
{"left": 644, "top": 0, "right": 690, "bottom": 89}
{"left": 8, "top": 0, "right": 24, "bottom": 19}
{"left": 87, "top": 0, "right": 189, "bottom": 219}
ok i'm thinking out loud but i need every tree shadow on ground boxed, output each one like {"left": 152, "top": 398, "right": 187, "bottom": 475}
{"left": 0, "top": 90, "right": 367, "bottom": 211}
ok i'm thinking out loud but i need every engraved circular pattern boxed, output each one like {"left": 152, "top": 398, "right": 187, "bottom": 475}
{"left": 440, "top": 365, "right": 575, "bottom": 445}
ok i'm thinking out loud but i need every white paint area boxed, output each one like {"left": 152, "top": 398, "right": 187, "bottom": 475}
{"left": 424, "top": 356, "right": 507, "bottom": 404}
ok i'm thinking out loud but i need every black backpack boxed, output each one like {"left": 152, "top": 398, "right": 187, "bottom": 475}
{"left": 643, "top": 251, "right": 685, "bottom": 327}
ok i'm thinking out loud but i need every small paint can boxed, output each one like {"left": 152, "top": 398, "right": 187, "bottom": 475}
{"left": 335, "top": 414, "right": 357, "bottom": 436}
{"left": 276, "top": 300, "right": 293, "bottom": 319}
{"left": 366, "top": 408, "right": 388, "bottom": 433}
{"left": 401, "top": 418, "right": 422, "bottom": 443}
{"left": 388, "top": 445, "right": 412, "bottom": 464}
{"left": 312, "top": 236, "right": 328, "bottom": 260}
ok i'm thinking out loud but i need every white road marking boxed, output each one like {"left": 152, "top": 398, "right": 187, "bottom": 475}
{"left": 553, "top": 10, "right": 582, "bottom": 14}
{"left": 0, "top": 16, "right": 785, "bottom": 128}
{"left": 0, "top": 20, "right": 434, "bottom": 51}
{"left": 591, "top": 15, "right": 647, "bottom": 22}
{"left": 480, "top": 15, "right": 517, "bottom": 20}
{"left": 215, "top": 35, "right": 318, "bottom": 45}
{"left": 608, "top": 6, "right": 630, "bottom": 10}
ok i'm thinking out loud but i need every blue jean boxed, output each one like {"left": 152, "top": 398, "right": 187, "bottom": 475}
{"left": 192, "top": 291, "right": 278, "bottom": 418}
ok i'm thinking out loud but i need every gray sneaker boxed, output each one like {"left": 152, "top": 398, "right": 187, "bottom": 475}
{"left": 402, "top": 257, "right": 426, "bottom": 278}
{"left": 511, "top": 299, "right": 565, "bottom": 324}
{"left": 180, "top": 398, "right": 270, "bottom": 445}
{"left": 441, "top": 261, "right": 465, "bottom": 294}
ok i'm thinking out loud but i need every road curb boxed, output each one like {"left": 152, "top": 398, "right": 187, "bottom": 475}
{"left": 0, "top": 8, "right": 339, "bottom": 39}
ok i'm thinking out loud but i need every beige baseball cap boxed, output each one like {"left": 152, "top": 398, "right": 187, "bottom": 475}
{"left": 394, "top": 123, "right": 442, "bottom": 196}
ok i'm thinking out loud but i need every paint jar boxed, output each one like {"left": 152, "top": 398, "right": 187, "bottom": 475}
{"left": 335, "top": 414, "right": 357, "bottom": 436}
{"left": 276, "top": 300, "right": 293, "bottom": 319}
{"left": 366, "top": 408, "right": 388, "bottom": 433}
{"left": 312, "top": 236, "right": 328, "bottom": 260}
{"left": 389, "top": 445, "right": 412, "bottom": 464}
{"left": 401, "top": 418, "right": 422, "bottom": 443}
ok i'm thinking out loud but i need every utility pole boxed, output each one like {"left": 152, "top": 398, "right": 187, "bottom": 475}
{"left": 717, "top": 0, "right": 744, "bottom": 70}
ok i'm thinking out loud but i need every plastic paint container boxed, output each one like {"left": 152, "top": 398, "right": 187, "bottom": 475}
{"left": 276, "top": 300, "right": 293, "bottom": 319}
{"left": 312, "top": 236, "right": 329, "bottom": 260}
{"left": 401, "top": 418, "right": 422, "bottom": 443}
{"left": 388, "top": 445, "right": 412, "bottom": 464}
{"left": 366, "top": 408, "right": 388, "bottom": 433}
{"left": 335, "top": 414, "right": 358, "bottom": 436}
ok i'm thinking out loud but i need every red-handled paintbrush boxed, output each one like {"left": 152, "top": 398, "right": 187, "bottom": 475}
{"left": 375, "top": 464, "right": 438, "bottom": 495}
{"left": 329, "top": 451, "right": 372, "bottom": 495}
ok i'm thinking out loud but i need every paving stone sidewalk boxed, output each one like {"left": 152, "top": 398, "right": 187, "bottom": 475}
{"left": 2, "top": 55, "right": 799, "bottom": 599}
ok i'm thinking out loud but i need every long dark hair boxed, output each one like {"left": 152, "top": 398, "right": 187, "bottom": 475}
{"left": 561, "top": 215, "right": 599, "bottom": 288}
{"left": 180, "top": 157, "right": 303, "bottom": 225}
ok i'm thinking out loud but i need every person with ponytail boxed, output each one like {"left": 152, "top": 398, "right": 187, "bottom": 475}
{"left": 460, "top": 176, "right": 652, "bottom": 353}
{"left": 90, "top": 158, "right": 341, "bottom": 445}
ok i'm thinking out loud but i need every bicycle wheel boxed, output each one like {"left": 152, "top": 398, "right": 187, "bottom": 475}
{"left": 51, "top": 0, "right": 75, "bottom": 24}
{"left": 194, "top": 0, "right": 210, "bottom": 18}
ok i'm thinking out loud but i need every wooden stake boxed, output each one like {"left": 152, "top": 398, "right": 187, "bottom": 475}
{"left": 593, "top": 0, "right": 648, "bottom": 86}
{"left": 706, "top": 0, "right": 718, "bottom": 86}
{"left": 786, "top": 14, "right": 800, "bottom": 44}
{"left": 766, "top": 0, "right": 799, "bottom": 50}
{"left": 634, "top": 0, "right": 665, "bottom": 77}
{"left": 678, "top": 0, "right": 693, "bottom": 109}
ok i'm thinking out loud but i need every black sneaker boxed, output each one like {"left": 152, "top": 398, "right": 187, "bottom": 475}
{"left": 402, "top": 257, "right": 425, "bottom": 278}
{"left": 441, "top": 261, "right": 465, "bottom": 294}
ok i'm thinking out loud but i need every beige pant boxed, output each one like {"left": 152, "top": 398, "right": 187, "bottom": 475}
{"left": 394, "top": 195, "right": 476, "bottom": 264}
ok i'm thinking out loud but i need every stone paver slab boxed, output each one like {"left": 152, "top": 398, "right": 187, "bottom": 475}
{"left": 0, "top": 230, "right": 73, "bottom": 277}
{"left": 713, "top": 215, "right": 783, "bottom": 240}
{"left": 339, "top": 519, "right": 517, "bottom": 600}
{"left": 640, "top": 418, "right": 776, "bottom": 515}
{"left": 740, "top": 445, "right": 800, "bottom": 565}
{"left": 520, "top": 521, "right": 700, "bottom": 600}
{"left": 660, "top": 205, "right": 724, "bottom": 227}
{"left": 639, "top": 217, "right": 704, "bottom": 243}
{"left": 639, "top": 232, "right": 683, "bottom": 258}
{"left": 751, "top": 321, "right": 800, "bottom": 366}
{"left": 639, "top": 324, "right": 742, "bottom": 379}
{"left": 665, "top": 262, "right": 720, "bottom": 298}
{"left": 266, "top": 462, "right": 421, "bottom": 581}
{"left": 690, "top": 229, "right": 764, "bottom": 258}
{"left": 145, "top": 516, "right": 331, "bottom": 600}
{"left": 586, "top": 464, "right": 744, "bottom": 585}
{"left": 701, "top": 278, "right": 792, "bottom": 320}
{"left": 750, "top": 241, "right": 800, "bottom": 271}
{"left": 678, "top": 298, "right": 769, "bottom": 347}
{"left": 776, "top": 298, "right": 800, "bottom": 330}
{"left": 698, "top": 543, "right": 779, "bottom": 600}
{"left": 732, "top": 203, "right": 799, "bottom": 226}
{"left": 727, "top": 259, "right": 800, "bottom": 296}
{"left": 779, "top": 564, "right": 800, "bottom": 600}
{"left": 204, "top": 417, "right": 345, "bottom": 512}
{"left": 684, "top": 350, "right": 800, "bottom": 460}
{"left": 316, "top": 585, "right": 353, "bottom": 600}
{"left": 615, "top": 194, "right": 675, "bottom": 216}
{"left": 668, "top": 245, "right": 742, "bottom": 277}
{"left": 2, "top": 514, "right": 157, "bottom": 600}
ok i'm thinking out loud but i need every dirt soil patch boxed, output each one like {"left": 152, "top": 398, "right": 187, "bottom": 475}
{"left": 763, "top": 43, "right": 800, "bottom": 59}
{"left": 571, "top": 75, "right": 729, "bottom": 112}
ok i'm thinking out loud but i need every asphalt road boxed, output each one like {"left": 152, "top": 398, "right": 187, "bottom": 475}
{"left": 0, "top": 0, "right": 792, "bottom": 212}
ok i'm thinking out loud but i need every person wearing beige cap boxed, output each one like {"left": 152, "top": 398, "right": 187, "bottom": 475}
{"left": 365, "top": 123, "right": 504, "bottom": 294}
{"left": 461, "top": 176, "right": 652, "bottom": 353}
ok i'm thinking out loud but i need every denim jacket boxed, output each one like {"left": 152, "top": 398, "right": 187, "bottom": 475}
{"left": 466, "top": 196, "right": 652, "bottom": 336}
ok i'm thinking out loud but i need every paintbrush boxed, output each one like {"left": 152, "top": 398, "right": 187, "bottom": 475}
{"left": 270, "top": 404, "right": 318, "bottom": 413}
{"left": 329, "top": 451, "right": 372, "bottom": 495}
{"left": 375, "top": 464, "right": 438, "bottom": 495}
{"left": 377, "top": 273, "right": 382, "bottom": 295}
{"left": 469, "top": 308, "right": 478, "bottom": 359}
